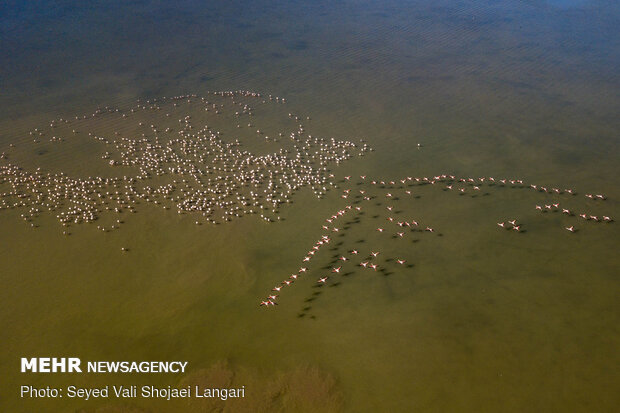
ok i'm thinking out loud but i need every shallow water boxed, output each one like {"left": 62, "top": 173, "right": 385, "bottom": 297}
{"left": 1, "top": 1, "right": 618, "bottom": 412}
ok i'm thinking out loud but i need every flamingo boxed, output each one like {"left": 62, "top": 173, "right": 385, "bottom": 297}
{"left": 317, "top": 277, "right": 328, "bottom": 283}
{"left": 397, "top": 259, "right": 406, "bottom": 265}
{"left": 332, "top": 266, "right": 341, "bottom": 273}
{"left": 566, "top": 226, "right": 575, "bottom": 232}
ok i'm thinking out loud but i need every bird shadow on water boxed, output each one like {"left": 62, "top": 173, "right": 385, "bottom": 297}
{"left": 297, "top": 268, "right": 360, "bottom": 319}
{"left": 298, "top": 288, "right": 322, "bottom": 319}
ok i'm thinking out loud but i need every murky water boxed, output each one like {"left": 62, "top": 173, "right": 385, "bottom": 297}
{"left": 1, "top": 1, "right": 618, "bottom": 412}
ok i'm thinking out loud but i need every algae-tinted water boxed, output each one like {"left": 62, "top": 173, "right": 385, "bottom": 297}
{"left": 0, "top": 1, "right": 618, "bottom": 412}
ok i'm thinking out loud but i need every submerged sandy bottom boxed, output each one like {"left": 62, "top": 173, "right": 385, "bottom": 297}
{"left": 1, "top": 1, "right": 618, "bottom": 412}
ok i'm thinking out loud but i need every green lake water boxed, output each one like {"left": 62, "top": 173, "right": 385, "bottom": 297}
{"left": 0, "top": 1, "right": 618, "bottom": 412}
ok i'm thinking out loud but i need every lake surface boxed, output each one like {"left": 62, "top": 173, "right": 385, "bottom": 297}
{"left": 1, "top": 1, "right": 618, "bottom": 412}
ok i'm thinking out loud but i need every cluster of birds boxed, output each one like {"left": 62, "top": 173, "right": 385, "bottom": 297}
{"left": 0, "top": 91, "right": 371, "bottom": 233}
{"left": 0, "top": 90, "right": 612, "bottom": 310}
{"left": 259, "top": 174, "right": 613, "bottom": 307}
